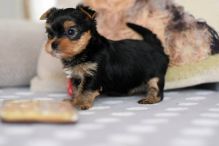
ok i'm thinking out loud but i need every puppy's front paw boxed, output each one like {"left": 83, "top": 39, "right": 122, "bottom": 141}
{"left": 71, "top": 91, "right": 99, "bottom": 110}
{"left": 79, "top": 103, "right": 92, "bottom": 110}
{"left": 66, "top": 98, "right": 93, "bottom": 110}
{"left": 138, "top": 96, "right": 161, "bottom": 104}
{"left": 63, "top": 67, "right": 73, "bottom": 78}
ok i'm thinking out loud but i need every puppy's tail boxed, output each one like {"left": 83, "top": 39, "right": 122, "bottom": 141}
{"left": 127, "top": 23, "right": 163, "bottom": 48}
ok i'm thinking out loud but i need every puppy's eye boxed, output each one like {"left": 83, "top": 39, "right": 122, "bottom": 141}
{"left": 66, "top": 27, "right": 78, "bottom": 38}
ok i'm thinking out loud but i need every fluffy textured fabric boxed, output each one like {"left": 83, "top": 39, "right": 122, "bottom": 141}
{"left": 83, "top": 0, "right": 219, "bottom": 66}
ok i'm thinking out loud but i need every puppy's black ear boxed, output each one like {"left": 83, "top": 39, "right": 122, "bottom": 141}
{"left": 40, "top": 7, "right": 57, "bottom": 20}
{"left": 77, "top": 5, "right": 96, "bottom": 20}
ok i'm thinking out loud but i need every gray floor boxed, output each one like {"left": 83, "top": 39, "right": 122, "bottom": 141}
{"left": 0, "top": 87, "right": 219, "bottom": 146}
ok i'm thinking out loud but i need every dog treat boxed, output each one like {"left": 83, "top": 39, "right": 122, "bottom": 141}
{"left": 0, "top": 99, "right": 78, "bottom": 123}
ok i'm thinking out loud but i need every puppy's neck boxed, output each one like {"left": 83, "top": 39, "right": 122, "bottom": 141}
{"left": 61, "top": 52, "right": 88, "bottom": 68}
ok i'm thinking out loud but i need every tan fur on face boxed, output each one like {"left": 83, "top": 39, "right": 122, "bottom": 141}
{"left": 45, "top": 38, "right": 54, "bottom": 54}
{"left": 64, "top": 21, "right": 76, "bottom": 31}
{"left": 59, "top": 31, "right": 91, "bottom": 58}
{"left": 46, "top": 31, "right": 91, "bottom": 58}
{"left": 84, "top": 0, "right": 213, "bottom": 66}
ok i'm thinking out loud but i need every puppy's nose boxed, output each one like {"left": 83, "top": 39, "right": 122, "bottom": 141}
{"left": 51, "top": 41, "right": 59, "bottom": 50}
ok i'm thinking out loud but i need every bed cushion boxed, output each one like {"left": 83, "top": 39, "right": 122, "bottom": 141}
{"left": 0, "top": 20, "right": 45, "bottom": 87}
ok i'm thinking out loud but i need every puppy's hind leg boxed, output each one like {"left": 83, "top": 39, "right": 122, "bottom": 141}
{"left": 138, "top": 77, "right": 164, "bottom": 104}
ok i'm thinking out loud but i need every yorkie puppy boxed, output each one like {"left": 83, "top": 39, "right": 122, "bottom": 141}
{"left": 84, "top": 0, "right": 219, "bottom": 66}
{"left": 40, "top": 5, "right": 169, "bottom": 110}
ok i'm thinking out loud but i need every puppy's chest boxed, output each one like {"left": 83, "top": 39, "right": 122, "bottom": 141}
{"left": 64, "top": 62, "right": 98, "bottom": 79}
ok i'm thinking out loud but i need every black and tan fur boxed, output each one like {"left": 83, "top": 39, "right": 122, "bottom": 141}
{"left": 41, "top": 5, "right": 169, "bottom": 110}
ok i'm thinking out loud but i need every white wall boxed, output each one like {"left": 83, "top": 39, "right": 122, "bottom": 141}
{"left": 29, "top": 0, "right": 57, "bottom": 22}
{"left": 28, "top": 0, "right": 81, "bottom": 22}
{"left": 175, "top": 0, "right": 219, "bottom": 29}
{"left": 57, "top": 0, "right": 81, "bottom": 8}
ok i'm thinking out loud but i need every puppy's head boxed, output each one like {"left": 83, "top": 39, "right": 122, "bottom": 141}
{"left": 40, "top": 5, "right": 96, "bottom": 59}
